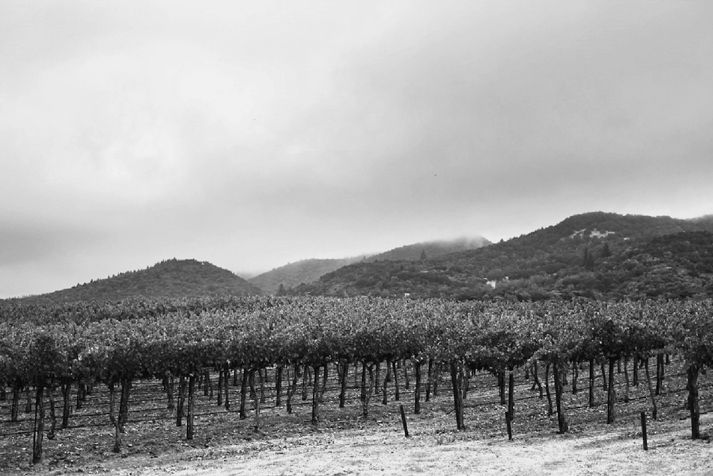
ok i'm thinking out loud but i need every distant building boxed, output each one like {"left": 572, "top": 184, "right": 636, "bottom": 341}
{"left": 486, "top": 276, "right": 509, "bottom": 289}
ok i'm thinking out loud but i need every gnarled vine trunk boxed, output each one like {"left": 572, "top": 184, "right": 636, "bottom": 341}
{"left": 687, "top": 364, "right": 700, "bottom": 439}
{"left": 450, "top": 360, "right": 465, "bottom": 430}
{"left": 552, "top": 361, "right": 568, "bottom": 434}
{"left": 32, "top": 385, "right": 45, "bottom": 464}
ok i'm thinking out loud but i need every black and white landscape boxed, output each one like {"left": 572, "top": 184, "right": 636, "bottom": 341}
{"left": 1, "top": 1, "right": 712, "bottom": 474}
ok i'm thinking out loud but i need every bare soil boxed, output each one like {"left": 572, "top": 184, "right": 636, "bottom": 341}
{"left": 3, "top": 401, "right": 712, "bottom": 476}
{"left": 111, "top": 412, "right": 713, "bottom": 476}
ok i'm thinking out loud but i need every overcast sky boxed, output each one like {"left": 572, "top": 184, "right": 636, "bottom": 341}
{"left": 1, "top": 1, "right": 712, "bottom": 297}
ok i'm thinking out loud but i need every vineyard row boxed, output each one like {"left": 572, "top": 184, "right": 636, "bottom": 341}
{"left": 1, "top": 296, "right": 712, "bottom": 464}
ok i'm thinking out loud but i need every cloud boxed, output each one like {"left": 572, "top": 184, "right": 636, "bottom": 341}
{"left": 1, "top": 0, "right": 712, "bottom": 297}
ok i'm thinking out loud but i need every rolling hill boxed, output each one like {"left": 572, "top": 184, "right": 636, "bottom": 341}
{"left": 17, "top": 258, "right": 263, "bottom": 304}
{"left": 366, "top": 236, "right": 491, "bottom": 262}
{"left": 249, "top": 236, "right": 490, "bottom": 294}
{"left": 294, "top": 212, "right": 713, "bottom": 300}
{"left": 248, "top": 257, "right": 363, "bottom": 295}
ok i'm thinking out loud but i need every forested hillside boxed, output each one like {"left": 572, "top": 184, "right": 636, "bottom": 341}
{"left": 13, "top": 259, "right": 262, "bottom": 304}
{"left": 250, "top": 237, "right": 490, "bottom": 294}
{"left": 249, "top": 257, "right": 363, "bottom": 294}
{"left": 295, "top": 212, "right": 713, "bottom": 300}
{"left": 366, "top": 236, "right": 491, "bottom": 262}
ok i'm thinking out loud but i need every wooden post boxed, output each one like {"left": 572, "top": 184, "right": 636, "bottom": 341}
{"left": 623, "top": 356, "right": 630, "bottom": 403}
{"left": 399, "top": 404, "right": 409, "bottom": 437}
{"left": 505, "top": 411, "right": 513, "bottom": 440}
{"left": 588, "top": 359, "right": 595, "bottom": 408}
{"left": 640, "top": 411, "right": 648, "bottom": 450}
{"left": 392, "top": 360, "right": 400, "bottom": 401}
{"left": 414, "top": 361, "right": 422, "bottom": 414}
{"left": 311, "top": 366, "right": 320, "bottom": 425}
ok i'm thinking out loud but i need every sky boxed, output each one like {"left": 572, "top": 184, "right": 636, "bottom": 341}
{"left": 1, "top": 0, "right": 712, "bottom": 298}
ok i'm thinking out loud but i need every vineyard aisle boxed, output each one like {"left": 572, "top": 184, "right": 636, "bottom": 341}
{"left": 51, "top": 414, "right": 712, "bottom": 475}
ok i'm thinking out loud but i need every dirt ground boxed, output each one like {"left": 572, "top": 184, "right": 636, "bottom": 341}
{"left": 141, "top": 425, "right": 713, "bottom": 476}
{"left": 15, "top": 407, "right": 710, "bottom": 476}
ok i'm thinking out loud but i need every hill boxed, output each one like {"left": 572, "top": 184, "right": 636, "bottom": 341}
{"left": 366, "top": 236, "right": 491, "bottom": 262}
{"left": 249, "top": 237, "right": 491, "bottom": 294}
{"left": 248, "top": 257, "right": 363, "bottom": 294}
{"left": 17, "top": 258, "right": 263, "bottom": 304}
{"left": 295, "top": 212, "right": 713, "bottom": 300}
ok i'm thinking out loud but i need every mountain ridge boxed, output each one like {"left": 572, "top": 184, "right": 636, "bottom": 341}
{"left": 294, "top": 211, "right": 713, "bottom": 300}
{"left": 6, "top": 211, "right": 712, "bottom": 303}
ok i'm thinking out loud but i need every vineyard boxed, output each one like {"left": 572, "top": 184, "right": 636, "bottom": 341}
{"left": 1, "top": 296, "right": 712, "bottom": 471}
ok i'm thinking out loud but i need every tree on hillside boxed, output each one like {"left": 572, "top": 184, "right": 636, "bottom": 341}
{"left": 583, "top": 247, "right": 595, "bottom": 270}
